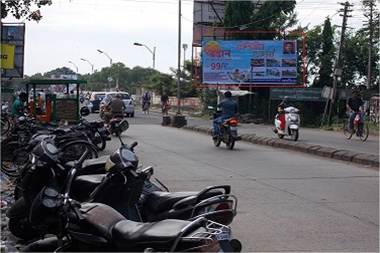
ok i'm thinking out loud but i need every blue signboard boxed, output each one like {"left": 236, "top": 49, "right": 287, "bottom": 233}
{"left": 202, "top": 40, "right": 298, "bottom": 85}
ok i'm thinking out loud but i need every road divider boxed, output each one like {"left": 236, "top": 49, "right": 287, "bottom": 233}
{"left": 183, "top": 125, "right": 379, "bottom": 169}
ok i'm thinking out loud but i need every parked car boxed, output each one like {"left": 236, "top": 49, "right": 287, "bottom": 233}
{"left": 89, "top": 92, "right": 106, "bottom": 112}
{"left": 101, "top": 92, "right": 135, "bottom": 117}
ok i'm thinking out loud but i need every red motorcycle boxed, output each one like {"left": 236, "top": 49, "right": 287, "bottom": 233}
{"left": 213, "top": 114, "right": 241, "bottom": 150}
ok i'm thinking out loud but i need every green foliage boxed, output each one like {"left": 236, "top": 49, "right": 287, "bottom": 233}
{"left": 223, "top": 1, "right": 296, "bottom": 40}
{"left": 305, "top": 25, "right": 323, "bottom": 85}
{"left": 315, "top": 17, "right": 335, "bottom": 88}
{"left": 224, "top": 1, "right": 253, "bottom": 27}
{"left": 1, "top": 0, "right": 52, "bottom": 21}
{"left": 146, "top": 73, "right": 175, "bottom": 96}
{"left": 249, "top": 1, "right": 297, "bottom": 35}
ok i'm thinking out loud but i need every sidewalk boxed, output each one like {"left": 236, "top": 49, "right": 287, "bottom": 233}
{"left": 151, "top": 108, "right": 379, "bottom": 168}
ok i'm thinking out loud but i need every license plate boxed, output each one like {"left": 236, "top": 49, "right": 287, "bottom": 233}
{"left": 230, "top": 127, "right": 237, "bottom": 131}
{"left": 216, "top": 231, "right": 231, "bottom": 241}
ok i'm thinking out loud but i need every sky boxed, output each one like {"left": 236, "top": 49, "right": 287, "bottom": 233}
{"left": 2, "top": 0, "right": 370, "bottom": 76}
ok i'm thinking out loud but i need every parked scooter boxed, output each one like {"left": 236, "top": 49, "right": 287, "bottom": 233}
{"left": 274, "top": 106, "right": 300, "bottom": 141}
{"left": 209, "top": 106, "right": 241, "bottom": 150}
{"left": 8, "top": 120, "right": 237, "bottom": 242}
{"left": 16, "top": 140, "right": 242, "bottom": 252}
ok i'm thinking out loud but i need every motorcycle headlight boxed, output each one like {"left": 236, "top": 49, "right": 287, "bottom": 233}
{"left": 289, "top": 115, "right": 299, "bottom": 121}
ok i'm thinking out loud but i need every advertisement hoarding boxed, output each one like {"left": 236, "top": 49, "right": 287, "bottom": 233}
{"left": 193, "top": 0, "right": 225, "bottom": 24}
{"left": 202, "top": 40, "right": 299, "bottom": 86}
{"left": 1, "top": 23, "right": 25, "bottom": 78}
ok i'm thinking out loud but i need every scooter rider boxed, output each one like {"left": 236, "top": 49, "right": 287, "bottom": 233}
{"left": 213, "top": 91, "right": 238, "bottom": 139}
{"left": 275, "top": 97, "right": 289, "bottom": 134}
{"left": 347, "top": 90, "right": 364, "bottom": 132}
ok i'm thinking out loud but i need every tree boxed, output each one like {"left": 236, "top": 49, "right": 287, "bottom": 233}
{"left": 1, "top": 0, "right": 52, "bottom": 22}
{"left": 147, "top": 73, "right": 175, "bottom": 96}
{"left": 305, "top": 25, "right": 323, "bottom": 85}
{"left": 361, "top": 0, "right": 380, "bottom": 87}
{"left": 169, "top": 60, "right": 199, "bottom": 98}
{"left": 315, "top": 17, "right": 335, "bottom": 88}
{"left": 224, "top": 1, "right": 253, "bottom": 27}
{"left": 223, "top": 1, "right": 297, "bottom": 40}
{"left": 249, "top": 1, "right": 297, "bottom": 39}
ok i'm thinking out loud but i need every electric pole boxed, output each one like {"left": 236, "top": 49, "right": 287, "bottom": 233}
{"left": 327, "top": 1, "right": 353, "bottom": 126}
{"left": 367, "top": 0, "right": 374, "bottom": 88}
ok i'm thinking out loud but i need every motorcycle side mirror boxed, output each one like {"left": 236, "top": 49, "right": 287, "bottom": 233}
{"left": 80, "top": 107, "right": 90, "bottom": 117}
{"left": 129, "top": 141, "right": 138, "bottom": 150}
{"left": 118, "top": 120, "right": 129, "bottom": 133}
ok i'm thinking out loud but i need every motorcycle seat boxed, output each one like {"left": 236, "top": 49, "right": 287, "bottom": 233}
{"left": 77, "top": 203, "right": 204, "bottom": 251}
{"left": 71, "top": 174, "right": 105, "bottom": 201}
{"left": 112, "top": 218, "right": 205, "bottom": 251}
{"left": 145, "top": 190, "right": 223, "bottom": 213}
{"left": 66, "top": 156, "right": 108, "bottom": 175}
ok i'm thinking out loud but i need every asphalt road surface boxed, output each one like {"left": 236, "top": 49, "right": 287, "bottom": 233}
{"left": 144, "top": 110, "right": 379, "bottom": 156}
{"left": 95, "top": 111, "right": 379, "bottom": 252}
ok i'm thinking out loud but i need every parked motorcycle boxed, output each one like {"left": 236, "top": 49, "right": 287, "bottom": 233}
{"left": 8, "top": 121, "right": 237, "bottom": 243}
{"left": 274, "top": 106, "right": 300, "bottom": 141}
{"left": 12, "top": 137, "right": 241, "bottom": 252}
{"left": 209, "top": 106, "right": 241, "bottom": 150}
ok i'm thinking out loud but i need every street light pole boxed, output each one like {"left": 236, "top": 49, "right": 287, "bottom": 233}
{"left": 176, "top": 0, "right": 182, "bottom": 115}
{"left": 182, "top": 43, "right": 188, "bottom": 71}
{"left": 68, "top": 61, "right": 78, "bottom": 76}
{"left": 97, "top": 49, "right": 114, "bottom": 91}
{"left": 97, "top": 49, "right": 112, "bottom": 66}
{"left": 133, "top": 42, "right": 156, "bottom": 69}
{"left": 80, "top": 58, "right": 94, "bottom": 74}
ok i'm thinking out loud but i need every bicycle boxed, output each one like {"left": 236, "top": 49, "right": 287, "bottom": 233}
{"left": 343, "top": 112, "right": 369, "bottom": 142}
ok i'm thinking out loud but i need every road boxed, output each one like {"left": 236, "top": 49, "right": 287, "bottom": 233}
{"left": 97, "top": 111, "right": 379, "bottom": 252}
{"left": 145, "top": 110, "right": 379, "bottom": 156}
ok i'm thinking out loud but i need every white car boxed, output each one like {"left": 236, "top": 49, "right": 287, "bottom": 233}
{"left": 101, "top": 92, "right": 135, "bottom": 117}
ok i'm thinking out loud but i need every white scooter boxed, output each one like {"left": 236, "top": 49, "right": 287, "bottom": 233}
{"left": 274, "top": 106, "right": 300, "bottom": 141}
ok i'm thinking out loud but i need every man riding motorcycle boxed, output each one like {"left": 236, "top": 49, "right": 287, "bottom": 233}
{"left": 212, "top": 91, "right": 238, "bottom": 139}
{"left": 101, "top": 94, "right": 125, "bottom": 123}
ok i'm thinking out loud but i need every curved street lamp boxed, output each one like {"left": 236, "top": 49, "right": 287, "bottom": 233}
{"left": 68, "top": 60, "right": 78, "bottom": 74}
{"left": 80, "top": 58, "right": 94, "bottom": 73}
{"left": 97, "top": 49, "right": 113, "bottom": 66}
{"left": 133, "top": 42, "right": 156, "bottom": 69}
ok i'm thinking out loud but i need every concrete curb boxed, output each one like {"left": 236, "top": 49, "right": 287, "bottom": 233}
{"left": 182, "top": 125, "right": 379, "bottom": 169}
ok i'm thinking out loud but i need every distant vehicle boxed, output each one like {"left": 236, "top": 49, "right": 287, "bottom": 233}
{"left": 101, "top": 92, "right": 135, "bottom": 117}
{"left": 89, "top": 92, "right": 106, "bottom": 112}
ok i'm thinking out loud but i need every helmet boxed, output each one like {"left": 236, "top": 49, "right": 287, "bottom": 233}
{"left": 224, "top": 91, "right": 232, "bottom": 98}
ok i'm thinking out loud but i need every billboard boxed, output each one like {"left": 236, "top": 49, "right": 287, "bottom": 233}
{"left": 194, "top": 0, "right": 225, "bottom": 24}
{"left": 1, "top": 23, "right": 25, "bottom": 79}
{"left": 202, "top": 40, "right": 299, "bottom": 86}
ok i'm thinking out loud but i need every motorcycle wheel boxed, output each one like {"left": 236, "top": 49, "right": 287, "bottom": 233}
{"left": 59, "top": 141, "right": 98, "bottom": 164}
{"left": 278, "top": 134, "right": 284, "bottom": 139}
{"left": 8, "top": 217, "right": 38, "bottom": 240}
{"left": 1, "top": 116, "right": 11, "bottom": 136}
{"left": 1, "top": 161, "right": 19, "bottom": 177}
{"left": 226, "top": 139, "right": 235, "bottom": 150}
{"left": 359, "top": 124, "right": 369, "bottom": 142}
{"left": 291, "top": 129, "right": 299, "bottom": 141}
{"left": 214, "top": 138, "right": 221, "bottom": 147}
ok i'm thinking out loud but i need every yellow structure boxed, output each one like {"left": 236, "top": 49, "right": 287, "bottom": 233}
{"left": 1, "top": 43, "right": 15, "bottom": 69}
